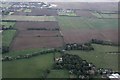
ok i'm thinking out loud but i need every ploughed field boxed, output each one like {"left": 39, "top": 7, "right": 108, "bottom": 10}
{"left": 10, "top": 21, "right": 63, "bottom": 51}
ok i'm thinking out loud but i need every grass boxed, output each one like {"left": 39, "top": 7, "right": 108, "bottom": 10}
{"left": 56, "top": 16, "right": 89, "bottom": 29}
{"left": 66, "top": 44, "right": 119, "bottom": 71}
{"left": 2, "top": 53, "right": 54, "bottom": 78}
{"left": 56, "top": 16, "right": 118, "bottom": 30}
{"left": 47, "top": 70, "right": 69, "bottom": 78}
{"left": 3, "top": 48, "right": 46, "bottom": 57}
{"left": 58, "top": 12, "right": 76, "bottom": 16}
{"left": 2, "top": 15, "right": 56, "bottom": 21}
{"left": 0, "top": 22, "right": 15, "bottom": 28}
{"left": 100, "top": 14, "right": 118, "bottom": 18}
{"left": 24, "top": 9, "right": 31, "bottom": 13}
{"left": 91, "top": 12, "right": 118, "bottom": 19}
{"left": 91, "top": 12, "right": 102, "bottom": 18}
{"left": 85, "top": 18, "right": 118, "bottom": 29}
{"left": 2, "top": 30, "right": 16, "bottom": 47}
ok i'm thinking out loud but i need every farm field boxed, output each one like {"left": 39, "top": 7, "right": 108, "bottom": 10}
{"left": 56, "top": 16, "right": 118, "bottom": 44}
{"left": 2, "top": 30, "right": 16, "bottom": 47}
{"left": 2, "top": 48, "right": 46, "bottom": 57}
{"left": 75, "top": 10, "right": 96, "bottom": 18}
{"left": 10, "top": 21, "right": 63, "bottom": 51}
{"left": 12, "top": 8, "right": 58, "bottom": 16}
{"left": 66, "top": 44, "right": 119, "bottom": 71}
{"left": 24, "top": 9, "right": 31, "bottom": 13}
{"left": 58, "top": 10, "right": 76, "bottom": 16}
{"left": 2, "top": 15, "right": 56, "bottom": 21}
{"left": 2, "top": 2, "right": 119, "bottom": 78}
{"left": 47, "top": 70, "right": 69, "bottom": 78}
{"left": 50, "top": 2, "right": 118, "bottom": 11}
{"left": 92, "top": 12, "right": 119, "bottom": 18}
{"left": 2, "top": 53, "right": 54, "bottom": 78}
{"left": 0, "top": 22, "right": 15, "bottom": 28}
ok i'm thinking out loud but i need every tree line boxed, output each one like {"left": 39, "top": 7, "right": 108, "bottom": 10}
{"left": 27, "top": 28, "right": 59, "bottom": 31}
{"left": 64, "top": 43, "right": 94, "bottom": 51}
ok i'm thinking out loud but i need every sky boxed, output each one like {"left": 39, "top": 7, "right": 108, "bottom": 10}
{"left": 1, "top": 0, "right": 120, "bottom": 2}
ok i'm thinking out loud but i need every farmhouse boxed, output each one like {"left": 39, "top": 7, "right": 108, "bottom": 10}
{"left": 55, "top": 57, "right": 63, "bottom": 63}
{"left": 108, "top": 73, "right": 120, "bottom": 80}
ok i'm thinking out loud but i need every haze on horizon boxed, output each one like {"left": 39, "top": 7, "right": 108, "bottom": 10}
{"left": 1, "top": 0, "right": 119, "bottom": 2}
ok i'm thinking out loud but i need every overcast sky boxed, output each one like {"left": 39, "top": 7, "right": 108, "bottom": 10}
{"left": 2, "top": 0, "right": 120, "bottom": 2}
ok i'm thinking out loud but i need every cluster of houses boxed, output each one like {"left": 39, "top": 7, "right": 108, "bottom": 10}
{"left": 55, "top": 54, "right": 120, "bottom": 79}
{"left": 1, "top": 2, "right": 57, "bottom": 15}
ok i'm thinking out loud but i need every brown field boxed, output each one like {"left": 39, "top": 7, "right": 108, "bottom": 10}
{"left": 15, "top": 21, "right": 59, "bottom": 30}
{"left": 61, "top": 28, "right": 118, "bottom": 44}
{"left": 11, "top": 37, "right": 63, "bottom": 51}
{"left": 13, "top": 8, "right": 58, "bottom": 16}
{"left": 29, "top": 8, "right": 58, "bottom": 16}
{"left": 12, "top": 11, "right": 26, "bottom": 15}
{"left": 10, "top": 21, "right": 63, "bottom": 51}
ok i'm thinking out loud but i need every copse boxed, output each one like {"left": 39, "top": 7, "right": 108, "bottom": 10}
{"left": 64, "top": 43, "right": 94, "bottom": 51}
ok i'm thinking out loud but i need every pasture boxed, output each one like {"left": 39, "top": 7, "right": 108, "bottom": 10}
{"left": 47, "top": 70, "right": 69, "bottom": 78}
{"left": 58, "top": 10, "right": 76, "bottom": 16}
{"left": 2, "top": 48, "right": 45, "bottom": 57}
{"left": 2, "top": 53, "right": 54, "bottom": 78}
{"left": 75, "top": 10, "right": 96, "bottom": 18}
{"left": 2, "top": 30, "right": 16, "bottom": 47}
{"left": 0, "top": 22, "right": 15, "bottom": 28}
{"left": 92, "top": 12, "right": 119, "bottom": 19}
{"left": 67, "top": 44, "right": 119, "bottom": 71}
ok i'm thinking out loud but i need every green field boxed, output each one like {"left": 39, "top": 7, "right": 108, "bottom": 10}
{"left": 66, "top": 44, "right": 119, "bottom": 71}
{"left": 58, "top": 12, "right": 76, "bottom": 16}
{"left": 56, "top": 16, "right": 118, "bottom": 30}
{"left": 2, "top": 48, "right": 46, "bottom": 57}
{"left": 24, "top": 9, "right": 31, "bottom": 13}
{"left": 100, "top": 14, "right": 118, "bottom": 18}
{"left": 56, "top": 16, "right": 89, "bottom": 29}
{"left": 3, "top": 53, "right": 54, "bottom": 78}
{"left": 91, "top": 12, "right": 103, "bottom": 18}
{"left": 2, "top": 44, "right": 119, "bottom": 78}
{"left": 86, "top": 18, "right": 118, "bottom": 29}
{"left": 2, "top": 30, "right": 16, "bottom": 47}
{"left": 91, "top": 12, "right": 119, "bottom": 19}
{"left": 0, "top": 22, "right": 15, "bottom": 28}
{"left": 47, "top": 70, "right": 69, "bottom": 78}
